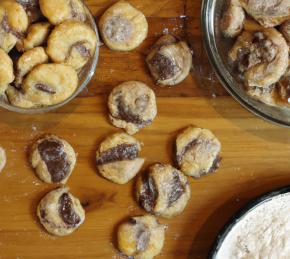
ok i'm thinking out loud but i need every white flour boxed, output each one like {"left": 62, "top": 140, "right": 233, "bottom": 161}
{"left": 216, "top": 193, "right": 290, "bottom": 259}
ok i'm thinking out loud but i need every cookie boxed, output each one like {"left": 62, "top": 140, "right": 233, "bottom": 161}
{"left": 0, "top": 48, "right": 14, "bottom": 93}
{"left": 30, "top": 135, "right": 76, "bottom": 184}
{"left": 117, "top": 215, "right": 165, "bottom": 259}
{"left": 0, "top": 1, "right": 29, "bottom": 52}
{"left": 136, "top": 163, "right": 191, "bottom": 218}
{"left": 16, "top": 22, "right": 51, "bottom": 52}
{"left": 14, "top": 0, "right": 42, "bottom": 23}
{"left": 15, "top": 47, "right": 49, "bottom": 87}
{"left": 39, "top": 0, "right": 86, "bottom": 25}
{"left": 96, "top": 133, "right": 144, "bottom": 184}
{"left": 146, "top": 35, "right": 192, "bottom": 86}
{"left": 6, "top": 85, "right": 34, "bottom": 108}
{"left": 46, "top": 21, "right": 97, "bottom": 71}
{"left": 0, "top": 147, "right": 6, "bottom": 173}
{"left": 99, "top": 1, "right": 148, "bottom": 51}
{"left": 108, "top": 81, "right": 157, "bottom": 135}
{"left": 37, "top": 187, "right": 85, "bottom": 236}
{"left": 176, "top": 127, "right": 222, "bottom": 178}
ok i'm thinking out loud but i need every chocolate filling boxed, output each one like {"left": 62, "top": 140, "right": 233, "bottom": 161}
{"left": 96, "top": 143, "right": 139, "bottom": 165}
{"left": 208, "top": 156, "right": 222, "bottom": 173}
{"left": 70, "top": 41, "right": 91, "bottom": 58}
{"left": 58, "top": 193, "right": 81, "bottom": 227}
{"left": 176, "top": 139, "right": 199, "bottom": 164}
{"left": 139, "top": 172, "right": 158, "bottom": 212}
{"left": 16, "top": 0, "right": 39, "bottom": 8}
{"left": 1, "top": 14, "right": 24, "bottom": 39}
{"left": 168, "top": 171, "right": 185, "bottom": 207}
{"left": 38, "top": 138, "right": 71, "bottom": 183}
{"left": 35, "top": 83, "right": 56, "bottom": 94}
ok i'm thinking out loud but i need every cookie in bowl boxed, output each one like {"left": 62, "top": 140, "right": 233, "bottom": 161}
{"left": 0, "top": 48, "right": 14, "bottom": 93}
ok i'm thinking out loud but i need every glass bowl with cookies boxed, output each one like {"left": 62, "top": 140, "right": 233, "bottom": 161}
{"left": 0, "top": 0, "right": 99, "bottom": 113}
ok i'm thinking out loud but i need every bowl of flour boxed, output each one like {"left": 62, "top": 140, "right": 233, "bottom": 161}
{"left": 210, "top": 186, "right": 290, "bottom": 259}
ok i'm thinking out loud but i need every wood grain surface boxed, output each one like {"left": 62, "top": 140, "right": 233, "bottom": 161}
{"left": 1, "top": 0, "right": 290, "bottom": 258}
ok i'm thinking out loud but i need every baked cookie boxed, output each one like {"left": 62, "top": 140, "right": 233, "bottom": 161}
{"left": 14, "top": 0, "right": 42, "bottom": 23}
{"left": 0, "top": 147, "right": 6, "bottom": 173}
{"left": 39, "top": 0, "right": 86, "bottom": 25}
{"left": 176, "top": 127, "right": 222, "bottom": 178}
{"left": 96, "top": 133, "right": 144, "bottom": 184}
{"left": 46, "top": 21, "right": 97, "bottom": 71}
{"left": 6, "top": 85, "right": 35, "bottom": 108}
{"left": 16, "top": 22, "right": 51, "bottom": 52}
{"left": 117, "top": 215, "right": 165, "bottom": 259}
{"left": 136, "top": 163, "right": 191, "bottom": 218}
{"left": 15, "top": 47, "right": 49, "bottom": 87}
{"left": 37, "top": 187, "right": 85, "bottom": 236}
{"left": 0, "top": 48, "right": 14, "bottom": 93}
{"left": 99, "top": 1, "right": 148, "bottom": 51}
{"left": 0, "top": 1, "right": 29, "bottom": 52}
{"left": 30, "top": 135, "right": 76, "bottom": 184}
{"left": 108, "top": 81, "right": 157, "bottom": 135}
{"left": 146, "top": 35, "right": 192, "bottom": 86}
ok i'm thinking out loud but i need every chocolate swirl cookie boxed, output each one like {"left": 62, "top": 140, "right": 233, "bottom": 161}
{"left": 176, "top": 127, "right": 222, "bottom": 178}
{"left": 0, "top": 48, "right": 14, "bottom": 93}
{"left": 30, "top": 135, "right": 76, "bottom": 184}
{"left": 108, "top": 81, "right": 157, "bottom": 135}
{"left": 136, "top": 163, "right": 191, "bottom": 218}
{"left": 37, "top": 187, "right": 85, "bottom": 236}
{"left": 96, "top": 133, "right": 145, "bottom": 184}
{"left": 117, "top": 215, "right": 165, "bottom": 259}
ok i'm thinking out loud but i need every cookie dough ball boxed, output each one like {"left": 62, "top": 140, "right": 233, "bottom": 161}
{"left": 37, "top": 187, "right": 85, "bottom": 236}
{"left": 108, "top": 81, "right": 157, "bottom": 135}
{"left": 136, "top": 163, "right": 191, "bottom": 218}
{"left": 117, "top": 215, "right": 165, "bottom": 259}
{"left": 16, "top": 22, "right": 51, "bottom": 52}
{"left": 30, "top": 135, "right": 76, "bottom": 184}
{"left": 99, "top": 1, "right": 148, "bottom": 51}
{"left": 0, "top": 147, "right": 6, "bottom": 173}
{"left": 96, "top": 133, "right": 144, "bottom": 184}
{"left": 47, "top": 21, "right": 97, "bottom": 71}
{"left": 0, "top": 48, "right": 14, "bottom": 93}
{"left": 146, "top": 35, "right": 192, "bottom": 86}
{"left": 39, "top": 0, "right": 86, "bottom": 25}
{"left": 0, "top": 1, "right": 29, "bottom": 52}
{"left": 176, "top": 127, "right": 222, "bottom": 178}
{"left": 15, "top": 47, "right": 49, "bottom": 87}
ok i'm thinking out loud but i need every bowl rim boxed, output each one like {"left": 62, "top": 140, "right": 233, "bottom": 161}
{"left": 0, "top": 1, "right": 100, "bottom": 114}
{"left": 209, "top": 185, "right": 290, "bottom": 259}
{"left": 201, "top": 0, "right": 290, "bottom": 128}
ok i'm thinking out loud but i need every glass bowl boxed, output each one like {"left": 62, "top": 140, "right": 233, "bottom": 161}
{"left": 201, "top": 0, "right": 290, "bottom": 127}
{"left": 0, "top": 1, "right": 99, "bottom": 114}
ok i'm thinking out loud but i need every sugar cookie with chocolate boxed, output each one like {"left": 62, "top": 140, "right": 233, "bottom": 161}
{"left": 0, "top": 48, "right": 14, "bottom": 93}
{"left": 117, "top": 215, "right": 165, "bottom": 259}
{"left": 0, "top": 147, "right": 6, "bottom": 173}
{"left": 30, "top": 135, "right": 76, "bottom": 184}
{"left": 136, "top": 163, "right": 190, "bottom": 218}
{"left": 39, "top": 0, "right": 86, "bottom": 25}
{"left": 14, "top": 0, "right": 42, "bottom": 23}
{"left": 99, "top": 1, "right": 148, "bottom": 51}
{"left": 37, "top": 187, "right": 85, "bottom": 236}
{"left": 96, "top": 133, "right": 144, "bottom": 184}
{"left": 47, "top": 21, "right": 97, "bottom": 70}
{"left": 108, "top": 81, "right": 157, "bottom": 135}
{"left": 6, "top": 85, "right": 34, "bottom": 108}
{"left": 176, "top": 127, "right": 222, "bottom": 178}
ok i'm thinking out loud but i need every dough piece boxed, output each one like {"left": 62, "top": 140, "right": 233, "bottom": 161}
{"left": 96, "top": 133, "right": 144, "bottom": 184}
{"left": 47, "top": 21, "right": 97, "bottom": 71}
{"left": 0, "top": 48, "right": 14, "bottom": 93}
{"left": 108, "top": 81, "right": 157, "bottom": 135}
{"left": 19, "top": 64, "right": 78, "bottom": 108}
{"left": 15, "top": 47, "right": 49, "bottom": 87}
{"left": 0, "top": 1, "right": 29, "bottom": 52}
{"left": 16, "top": 22, "right": 51, "bottom": 52}
{"left": 220, "top": 0, "right": 245, "bottom": 38}
{"left": 99, "top": 1, "right": 148, "bottom": 51}
{"left": 239, "top": 0, "right": 290, "bottom": 28}
{"left": 229, "top": 20, "right": 289, "bottom": 88}
{"left": 0, "top": 147, "right": 6, "bottom": 173}
{"left": 146, "top": 35, "right": 192, "bottom": 86}
{"left": 30, "top": 135, "right": 76, "bottom": 184}
{"left": 37, "top": 187, "right": 85, "bottom": 236}
{"left": 176, "top": 127, "right": 222, "bottom": 178}
{"left": 39, "top": 0, "right": 86, "bottom": 25}
{"left": 136, "top": 163, "right": 191, "bottom": 218}
{"left": 117, "top": 215, "right": 165, "bottom": 259}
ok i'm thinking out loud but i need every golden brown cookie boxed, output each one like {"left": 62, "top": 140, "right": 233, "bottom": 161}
{"left": 0, "top": 48, "right": 14, "bottom": 93}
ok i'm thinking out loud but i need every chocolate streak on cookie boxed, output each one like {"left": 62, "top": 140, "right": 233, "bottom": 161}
{"left": 58, "top": 193, "right": 81, "bottom": 227}
{"left": 16, "top": 0, "right": 39, "bottom": 8}
{"left": 96, "top": 143, "right": 139, "bottom": 165}
{"left": 35, "top": 83, "right": 56, "bottom": 94}
{"left": 139, "top": 172, "right": 158, "bottom": 212}
{"left": 71, "top": 41, "right": 91, "bottom": 58}
{"left": 38, "top": 138, "right": 71, "bottom": 183}
{"left": 208, "top": 156, "right": 222, "bottom": 173}
{"left": 168, "top": 171, "right": 185, "bottom": 207}
{"left": 176, "top": 139, "right": 199, "bottom": 163}
{"left": 1, "top": 14, "right": 24, "bottom": 39}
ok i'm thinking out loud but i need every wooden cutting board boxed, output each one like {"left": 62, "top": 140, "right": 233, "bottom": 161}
{"left": 1, "top": 0, "right": 290, "bottom": 258}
